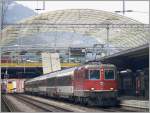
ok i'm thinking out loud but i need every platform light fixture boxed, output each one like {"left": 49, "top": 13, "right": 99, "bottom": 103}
{"left": 120, "top": 69, "right": 132, "bottom": 74}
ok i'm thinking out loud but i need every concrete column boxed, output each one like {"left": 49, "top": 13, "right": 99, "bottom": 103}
{"left": 0, "top": 0, "right": 2, "bottom": 30}
{"left": 0, "top": 0, "right": 3, "bottom": 80}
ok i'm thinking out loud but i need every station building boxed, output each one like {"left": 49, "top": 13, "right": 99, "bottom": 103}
{"left": 0, "top": 9, "right": 149, "bottom": 100}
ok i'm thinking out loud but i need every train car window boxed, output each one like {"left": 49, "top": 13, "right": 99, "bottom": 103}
{"left": 8, "top": 81, "right": 12, "bottom": 84}
{"left": 104, "top": 70, "right": 115, "bottom": 80}
{"left": 48, "top": 77, "right": 56, "bottom": 86}
{"left": 89, "top": 70, "right": 100, "bottom": 80}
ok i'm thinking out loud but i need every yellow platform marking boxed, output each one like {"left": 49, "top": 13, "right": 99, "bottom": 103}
{"left": 1, "top": 62, "right": 80, "bottom": 68}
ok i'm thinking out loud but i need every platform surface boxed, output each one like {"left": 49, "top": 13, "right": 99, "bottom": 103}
{"left": 119, "top": 98, "right": 149, "bottom": 109}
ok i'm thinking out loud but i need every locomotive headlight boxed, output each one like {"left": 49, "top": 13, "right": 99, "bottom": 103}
{"left": 110, "top": 88, "right": 114, "bottom": 90}
{"left": 91, "top": 88, "right": 95, "bottom": 90}
{"left": 100, "top": 82, "right": 104, "bottom": 85}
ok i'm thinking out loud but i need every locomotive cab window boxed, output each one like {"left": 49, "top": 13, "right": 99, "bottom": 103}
{"left": 89, "top": 70, "right": 100, "bottom": 80}
{"left": 104, "top": 70, "right": 115, "bottom": 80}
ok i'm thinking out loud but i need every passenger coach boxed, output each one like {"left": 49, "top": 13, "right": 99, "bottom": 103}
{"left": 24, "top": 64, "right": 118, "bottom": 106}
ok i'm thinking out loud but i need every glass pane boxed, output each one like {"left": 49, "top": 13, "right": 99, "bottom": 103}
{"left": 89, "top": 70, "right": 100, "bottom": 80}
{"left": 105, "top": 70, "right": 114, "bottom": 79}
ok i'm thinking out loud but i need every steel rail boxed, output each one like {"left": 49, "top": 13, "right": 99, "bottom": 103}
{"left": 12, "top": 94, "right": 148, "bottom": 112}
{"left": 1, "top": 95, "right": 20, "bottom": 112}
{"left": 20, "top": 94, "right": 141, "bottom": 112}
{"left": 1, "top": 95, "right": 11, "bottom": 112}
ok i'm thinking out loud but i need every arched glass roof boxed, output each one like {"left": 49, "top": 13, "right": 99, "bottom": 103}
{"left": 1, "top": 9, "right": 149, "bottom": 54}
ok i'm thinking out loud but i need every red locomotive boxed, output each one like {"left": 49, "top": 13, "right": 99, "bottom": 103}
{"left": 24, "top": 63, "right": 118, "bottom": 106}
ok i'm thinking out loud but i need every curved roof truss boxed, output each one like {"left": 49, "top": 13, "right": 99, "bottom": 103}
{"left": 1, "top": 9, "right": 150, "bottom": 52}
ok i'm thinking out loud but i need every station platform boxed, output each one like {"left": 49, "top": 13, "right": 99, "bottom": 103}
{"left": 119, "top": 96, "right": 149, "bottom": 109}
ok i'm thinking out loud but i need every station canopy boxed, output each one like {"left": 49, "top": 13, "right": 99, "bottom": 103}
{"left": 1, "top": 9, "right": 150, "bottom": 55}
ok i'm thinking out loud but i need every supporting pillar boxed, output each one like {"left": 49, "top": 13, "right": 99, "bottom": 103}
{"left": 106, "top": 24, "right": 110, "bottom": 56}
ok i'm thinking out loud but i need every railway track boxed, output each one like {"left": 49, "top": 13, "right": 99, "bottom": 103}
{"left": 1, "top": 95, "right": 20, "bottom": 112}
{"left": 20, "top": 94, "right": 140, "bottom": 112}
{"left": 7, "top": 94, "right": 147, "bottom": 112}
{"left": 12, "top": 94, "right": 73, "bottom": 112}
{"left": 100, "top": 107, "right": 136, "bottom": 112}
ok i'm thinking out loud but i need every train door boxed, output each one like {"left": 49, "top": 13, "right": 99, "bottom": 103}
{"left": 136, "top": 70, "right": 148, "bottom": 98}
{"left": 73, "top": 68, "right": 85, "bottom": 97}
{"left": 144, "top": 68, "right": 149, "bottom": 99}
{"left": 119, "top": 70, "right": 135, "bottom": 96}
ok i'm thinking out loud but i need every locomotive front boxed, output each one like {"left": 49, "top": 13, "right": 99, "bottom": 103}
{"left": 74, "top": 64, "right": 118, "bottom": 106}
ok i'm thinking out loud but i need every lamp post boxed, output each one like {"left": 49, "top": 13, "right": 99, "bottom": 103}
{"left": 123, "top": 0, "right": 125, "bottom": 15}
{"left": 35, "top": 0, "right": 45, "bottom": 14}
{"left": 68, "top": 47, "right": 71, "bottom": 63}
{"left": 0, "top": 0, "right": 3, "bottom": 82}
{"left": 103, "top": 22, "right": 111, "bottom": 56}
{"left": 23, "top": 58, "right": 26, "bottom": 74}
{"left": 106, "top": 24, "right": 110, "bottom": 56}
{"left": 1, "top": 0, "right": 3, "bottom": 30}
{"left": 115, "top": 0, "right": 133, "bottom": 15}
{"left": 13, "top": 44, "right": 19, "bottom": 64}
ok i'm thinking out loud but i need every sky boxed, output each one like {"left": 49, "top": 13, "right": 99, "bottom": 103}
{"left": 15, "top": 1, "right": 149, "bottom": 24}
